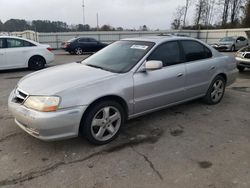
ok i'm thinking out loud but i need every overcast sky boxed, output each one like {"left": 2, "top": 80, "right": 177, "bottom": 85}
{"left": 0, "top": 0, "right": 188, "bottom": 29}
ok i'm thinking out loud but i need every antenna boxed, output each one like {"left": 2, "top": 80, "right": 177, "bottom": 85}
{"left": 82, "top": 0, "right": 85, "bottom": 25}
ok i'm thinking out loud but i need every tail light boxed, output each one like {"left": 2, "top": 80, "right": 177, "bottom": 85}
{"left": 64, "top": 42, "right": 70, "bottom": 48}
{"left": 47, "top": 47, "right": 53, "bottom": 52}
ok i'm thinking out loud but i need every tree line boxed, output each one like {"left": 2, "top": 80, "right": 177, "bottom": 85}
{"left": 0, "top": 19, "right": 134, "bottom": 32}
{"left": 171, "top": 0, "right": 250, "bottom": 29}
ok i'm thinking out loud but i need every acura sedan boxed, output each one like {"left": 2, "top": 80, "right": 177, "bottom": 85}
{"left": 8, "top": 36, "right": 237, "bottom": 145}
{"left": 0, "top": 36, "right": 54, "bottom": 70}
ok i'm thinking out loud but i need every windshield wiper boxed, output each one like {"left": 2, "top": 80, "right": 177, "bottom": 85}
{"left": 85, "top": 64, "right": 118, "bottom": 73}
{"left": 86, "top": 64, "right": 105, "bottom": 70}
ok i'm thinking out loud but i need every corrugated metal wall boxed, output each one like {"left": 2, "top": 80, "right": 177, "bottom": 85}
{"left": 38, "top": 30, "right": 199, "bottom": 49}
{"left": 3, "top": 29, "right": 250, "bottom": 49}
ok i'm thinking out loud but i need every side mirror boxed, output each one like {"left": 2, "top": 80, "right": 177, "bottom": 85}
{"left": 145, "top": 60, "right": 163, "bottom": 71}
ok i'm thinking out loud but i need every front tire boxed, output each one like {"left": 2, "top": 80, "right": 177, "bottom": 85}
{"left": 28, "top": 56, "right": 46, "bottom": 70}
{"left": 203, "top": 75, "right": 226, "bottom": 105}
{"left": 237, "top": 65, "right": 245, "bottom": 72}
{"left": 231, "top": 45, "right": 235, "bottom": 52}
{"left": 80, "top": 100, "right": 125, "bottom": 145}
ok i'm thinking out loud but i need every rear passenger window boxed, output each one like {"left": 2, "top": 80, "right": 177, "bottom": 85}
{"left": 78, "top": 38, "right": 88, "bottom": 43}
{"left": 23, "top": 41, "right": 35, "bottom": 47}
{"left": 7, "top": 39, "right": 24, "bottom": 48}
{"left": 181, "top": 40, "right": 212, "bottom": 62}
{"left": 147, "top": 41, "right": 182, "bottom": 67}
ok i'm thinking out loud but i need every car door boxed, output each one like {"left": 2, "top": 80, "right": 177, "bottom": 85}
{"left": 0, "top": 38, "right": 6, "bottom": 69}
{"left": 5, "top": 38, "right": 28, "bottom": 68}
{"left": 133, "top": 41, "right": 186, "bottom": 114}
{"left": 180, "top": 40, "right": 216, "bottom": 98}
{"left": 88, "top": 38, "right": 99, "bottom": 52}
{"left": 78, "top": 38, "right": 91, "bottom": 52}
{"left": 239, "top": 37, "right": 248, "bottom": 48}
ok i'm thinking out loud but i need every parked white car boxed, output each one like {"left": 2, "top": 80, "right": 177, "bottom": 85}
{"left": 0, "top": 36, "right": 54, "bottom": 70}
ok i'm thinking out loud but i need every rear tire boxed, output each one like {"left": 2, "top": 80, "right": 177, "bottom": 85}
{"left": 74, "top": 47, "right": 83, "bottom": 55}
{"left": 237, "top": 65, "right": 245, "bottom": 72}
{"left": 28, "top": 56, "right": 46, "bottom": 70}
{"left": 203, "top": 75, "right": 226, "bottom": 105}
{"left": 80, "top": 100, "right": 125, "bottom": 145}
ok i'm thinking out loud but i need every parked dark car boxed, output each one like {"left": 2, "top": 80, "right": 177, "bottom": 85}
{"left": 62, "top": 37, "right": 108, "bottom": 55}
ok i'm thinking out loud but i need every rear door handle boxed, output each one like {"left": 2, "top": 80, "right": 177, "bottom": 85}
{"left": 210, "top": 66, "right": 216, "bottom": 70}
{"left": 177, "top": 73, "right": 184, "bottom": 77}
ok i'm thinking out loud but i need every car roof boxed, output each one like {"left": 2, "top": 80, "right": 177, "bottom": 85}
{"left": 122, "top": 36, "right": 195, "bottom": 44}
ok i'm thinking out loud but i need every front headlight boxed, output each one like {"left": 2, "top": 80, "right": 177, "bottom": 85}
{"left": 24, "top": 96, "right": 60, "bottom": 112}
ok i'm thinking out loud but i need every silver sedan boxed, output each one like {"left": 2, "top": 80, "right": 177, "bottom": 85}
{"left": 8, "top": 36, "right": 237, "bottom": 145}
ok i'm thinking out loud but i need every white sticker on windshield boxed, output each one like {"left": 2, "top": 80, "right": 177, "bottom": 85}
{"left": 131, "top": 45, "right": 149, "bottom": 50}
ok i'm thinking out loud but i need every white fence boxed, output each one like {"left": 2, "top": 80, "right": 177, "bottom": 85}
{"left": 0, "top": 30, "right": 38, "bottom": 41}
{"left": 2, "top": 28, "right": 250, "bottom": 49}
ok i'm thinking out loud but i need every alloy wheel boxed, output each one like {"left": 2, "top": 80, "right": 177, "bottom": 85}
{"left": 211, "top": 80, "right": 224, "bottom": 103}
{"left": 90, "top": 106, "right": 121, "bottom": 142}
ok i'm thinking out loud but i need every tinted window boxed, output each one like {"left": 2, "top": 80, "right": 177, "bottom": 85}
{"left": 78, "top": 38, "right": 88, "bottom": 43}
{"left": 0, "top": 39, "right": 4, "bottom": 48}
{"left": 239, "top": 37, "right": 246, "bottom": 41}
{"left": 6, "top": 39, "right": 34, "bottom": 48}
{"left": 88, "top": 38, "right": 97, "bottom": 42}
{"left": 7, "top": 39, "right": 23, "bottom": 48}
{"left": 23, "top": 41, "right": 35, "bottom": 47}
{"left": 147, "top": 41, "right": 182, "bottom": 67}
{"left": 181, "top": 40, "right": 212, "bottom": 62}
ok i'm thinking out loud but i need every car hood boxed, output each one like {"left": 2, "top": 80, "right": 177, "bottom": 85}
{"left": 18, "top": 63, "right": 118, "bottom": 95}
{"left": 217, "top": 41, "right": 234, "bottom": 45}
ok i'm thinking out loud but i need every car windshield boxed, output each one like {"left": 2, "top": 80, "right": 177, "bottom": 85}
{"left": 82, "top": 40, "right": 155, "bottom": 73}
{"left": 220, "top": 37, "right": 235, "bottom": 42}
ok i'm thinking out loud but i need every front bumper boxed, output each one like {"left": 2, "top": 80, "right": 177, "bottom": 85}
{"left": 8, "top": 91, "right": 87, "bottom": 141}
{"left": 235, "top": 57, "right": 250, "bottom": 68}
{"left": 212, "top": 45, "right": 232, "bottom": 51}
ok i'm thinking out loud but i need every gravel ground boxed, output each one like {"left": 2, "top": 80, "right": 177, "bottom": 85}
{"left": 0, "top": 51, "right": 250, "bottom": 188}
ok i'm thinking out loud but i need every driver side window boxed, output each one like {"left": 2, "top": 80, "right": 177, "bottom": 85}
{"left": 147, "top": 41, "right": 182, "bottom": 67}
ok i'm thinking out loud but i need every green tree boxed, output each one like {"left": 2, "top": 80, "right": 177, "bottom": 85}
{"left": 100, "top": 25, "right": 112, "bottom": 31}
{"left": 4, "top": 19, "right": 30, "bottom": 32}
{"left": 243, "top": 0, "right": 250, "bottom": 27}
{"left": 0, "top": 20, "right": 4, "bottom": 31}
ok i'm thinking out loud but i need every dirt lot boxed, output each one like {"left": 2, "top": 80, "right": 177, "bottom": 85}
{"left": 0, "top": 51, "right": 250, "bottom": 188}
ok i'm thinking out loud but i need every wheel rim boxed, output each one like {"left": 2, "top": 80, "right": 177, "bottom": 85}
{"left": 75, "top": 48, "right": 83, "bottom": 55}
{"left": 211, "top": 80, "right": 224, "bottom": 102}
{"left": 91, "top": 106, "right": 121, "bottom": 142}
{"left": 34, "top": 59, "right": 43, "bottom": 68}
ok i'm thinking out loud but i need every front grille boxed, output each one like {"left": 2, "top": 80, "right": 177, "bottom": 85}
{"left": 12, "top": 88, "right": 28, "bottom": 104}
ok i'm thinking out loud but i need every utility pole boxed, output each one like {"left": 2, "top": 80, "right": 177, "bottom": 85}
{"left": 82, "top": 0, "right": 85, "bottom": 25}
{"left": 96, "top": 13, "right": 99, "bottom": 31}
